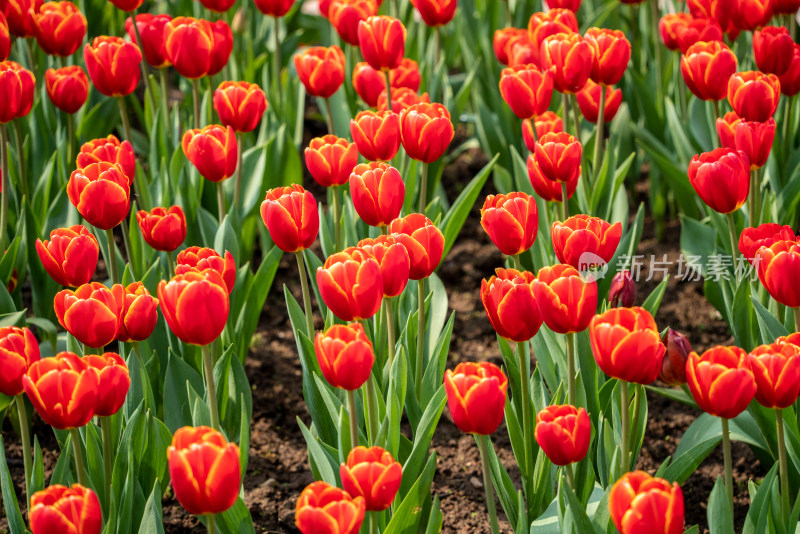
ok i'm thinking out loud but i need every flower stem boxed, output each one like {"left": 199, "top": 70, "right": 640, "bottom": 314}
{"left": 370, "top": 512, "right": 378, "bottom": 534}
{"left": 794, "top": 307, "right": 800, "bottom": 333}
{"left": 233, "top": 133, "right": 243, "bottom": 215}
{"left": 385, "top": 298, "right": 396, "bottom": 368}
{"left": 650, "top": 0, "right": 662, "bottom": 99}
{"left": 0, "top": 125, "right": 8, "bottom": 253}
{"left": 331, "top": 185, "right": 342, "bottom": 252}
{"left": 207, "top": 514, "right": 216, "bottom": 534}
{"left": 201, "top": 344, "right": 220, "bottom": 431}
{"left": 512, "top": 253, "right": 522, "bottom": 271}
{"left": 192, "top": 79, "right": 202, "bottom": 130}
{"left": 66, "top": 112, "right": 75, "bottom": 166}
{"left": 15, "top": 396, "right": 31, "bottom": 511}
{"left": 167, "top": 250, "right": 175, "bottom": 277}
{"left": 566, "top": 332, "right": 576, "bottom": 406}
{"left": 364, "top": 376, "right": 379, "bottom": 445}
{"left": 721, "top": 417, "right": 734, "bottom": 510}
{"left": 105, "top": 228, "right": 119, "bottom": 285}
{"left": 101, "top": 417, "right": 113, "bottom": 509}
{"left": 295, "top": 251, "right": 314, "bottom": 336}
{"left": 777, "top": 409, "right": 791, "bottom": 516}
{"left": 620, "top": 380, "right": 630, "bottom": 473}
{"left": 272, "top": 16, "right": 282, "bottom": 110}
{"left": 516, "top": 342, "right": 534, "bottom": 503}
{"left": 726, "top": 212, "right": 739, "bottom": 260}
{"left": 117, "top": 97, "right": 134, "bottom": 143}
{"left": 324, "top": 97, "right": 334, "bottom": 135}
{"left": 476, "top": 434, "right": 501, "bottom": 534}
{"left": 69, "top": 428, "right": 89, "bottom": 487}
{"left": 416, "top": 278, "right": 425, "bottom": 402}
{"left": 592, "top": 85, "right": 606, "bottom": 175}
{"left": 216, "top": 182, "right": 226, "bottom": 224}
{"left": 561, "top": 182, "right": 569, "bottom": 221}
{"left": 564, "top": 463, "right": 576, "bottom": 491}
{"left": 159, "top": 68, "right": 171, "bottom": 146}
{"left": 12, "top": 121, "right": 27, "bottom": 199}
{"left": 570, "top": 93, "right": 581, "bottom": 141}
{"left": 384, "top": 69, "right": 392, "bottom": 112}
{"left": 130, "top": 7, "right": 156, "bottom": 125}
{"left": 419, "top": 163, "right": 429, "bottom": 215}
{"left": 346, "top": 389, "right": 359, "bottom": 451}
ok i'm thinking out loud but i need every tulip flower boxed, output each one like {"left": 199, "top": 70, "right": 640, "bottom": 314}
{"left": 0, "top": 61, "right": 34, "bottom": 123}
{"left": 35, "top": 225, "right": 99, "bottom": 287}
{"left": 527, "top": 10, "right": 578, "bottom": 64}
{"left": 254, "top": 0, "right": 295, "bottom": 16}
{"left": 182, "top": 124, "right": 238, "bottom": 183}
{"left": 739, "top": 223, "right": 795, "bottom": 263}
{"left": 0, "top": 326, "right": 39, "bottom": 397}
{"left": 391, "top": 57, "right": 421, "bottom": 91}
{"left": 754, "top": 26, "right": 794, "bottom": 76}
{"left": 533, "top": 132, "right": 582, "bottom": 185}
{"left": 199, "top": 0, "right": 235, "bottom": 12}
{"left": 388, "top": 213, "right": 444, "bottom": 280}
{"left": 659, "top": 13, "right": 691, "bottom": 51}
{"left": 414, "top": 0, "right": 456, "bottom": 26}
{"left": 747, "top": 342, "right": 800, "bottom": 409}
{"left": 136, "top": 206, "right": 187, "bottom": 253}
{"left": 340, "top": 446, "right": 402, "bottom": 511}
{"left": 358, "top": 15, "right": 405, "bottom": 71}
{"left": 609, "top": 471, "right": 684, "bottom": 534}
{"left": 108, "top": 0, "right": 142, "bottom": 11}
{"left": 687, "top": 148, "right": 750, "bottom": 214}
{"left": 83, "top": 36, "right": 141, "bottom": 97}
{"left": 532, "top": 264, "right": 597, "bottom": 334}
{"left": 82, "top": 351, "right": 129, "bottom": 416}
{"left": 527, "top": 154, "right": 579, "bottom": 203}
{"left": 213, "top": 81, "right": 268, "bottom": 133}
{"left": 32, "top": 1, "right": 86, "bottom": 57}
{"left": 444, "top": 361, "right": 508, "bottom": 435}
{"left": 329, "top": 0, "right": 377, "bottom": 45}
{"left": 357, "top": 236, "right": 410, "bottom": 298}
{"left": 494, "top": 28, "right": 527, "bottom": 65}
{"left": 350, "top": 162, "right": 404, "bottom": 227}
{"left": 377, "top": 86, "right": 430, "bottom": 113}
{"left": 315, "top": 321, "right": 376, "bottom": 391}
{"left": 546, "top": 0, "right": 581, "bottom": 9}
{"left": 522, "top": 111, "right": 563, "bottom": 151}
{"left": 775, "top": 0, "right": 800, "bottom": 11}
{"left": 116, "top": 282, "right": 159, "bottom": 342}
{"left": 0, "top": 14, "right": 8, "bottom": 62}
{"left": 686, "top": 345, "right": 756, "bottom": 419}
{"left": 780, "top": 44, "right": 800, "bottom": 96}
{"left": 399, "top": 102, "right": 454, "bottom": 164}
{"left": 480, "top": 192, "right": 538, "bottom": 257}
{"left": 680, "top": 40, "right": 738, "bottom": 102}
{"left": 499, "top": 64, "right": 555, "bottom": 120}
{"left": 659, "top": 329, "right": 691, "bottom": 386}
{"left": 261, "top": 185, "right": 319, "bottom": 253}
{"left": 76, "top": 135, "right": 136, "bottom": 185}
{"left": 755, "top": 240, "right": 800, "bottom": 308}
{"left": 175, "top": 246, "right": 236, "bottom": 294}
{"left": 727, "top": 71, "right": 781, "bottom": 123}
{"left": 3, "top": 0, "right": 41, "bottom": 38}
{"left": 480, "top": 268, "right": 542, "bottom": 342}
{"left": 316, "top": 248, "right": 383, "bottom": 321}
{"left": 293, "top": 45, "right": 346, "bottom": 98}
{"left": 67, "top": 162, "right": 130, "bottom": 230}
{"left": 295, "top": 481, "right": 365, "bottom": 534}
{"left": 535, "top": 404, "right": 590, "bottom": 465}
{"left": 164, "top": 17, "right": 232, "bottom": 79}
{"left": 716, "top": 112, "right": 775, "bottom": 170}
{"left": 676, "top": 18, "right": 724, "bottom": 53}
{"left": 350, "top": 110, "right": 401, "bottom": 161}
{"left": 540, "top": 32, "right": 594, "bottom": 94}
{"left": 125, "top": 13, "right": 172, "bottom": 68}
{"left": 158, "top": 270, "right": 230, "bottom": 346}
{"left": 304, "top": 135, "right": 358, "bottom": 188}
{"left": 44, "top": 65, "right": 88, "bottom": 114}
{"left": 168, "top": 426, "right": 240, "bottom": 516}
{"left": 352, "top": 62, "right": 388, "bottom": 107}
{"left": 584, "top": 27, "right": 630, "bottom": 86}
{"left": 54, "top": 282, "right": 125, "bottom": 348}
{"left": 29, "top": 485, "right": 102, "bottom": 534}
{"left": 575, "top": 80, "right": 622, "bottom": 123}
{"left": 551, "top": 214, "right": 622, "bottom": 270}
{"left": 609, "top": 270, "right": 637, "bottom": 308}
{"left": 731, "top": 0, "right": 774, "bottom": 31}
{"left": 687, "top": 0, "right": 733, "bottom": 33}
{"left": 500, "top": 32, "right": 535, "bottom": 68}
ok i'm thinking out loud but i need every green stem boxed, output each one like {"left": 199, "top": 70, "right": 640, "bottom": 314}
{"left": 721, "top": 417, "right": 734, "bottom": 510}
{"left": 233, "top": 133, "right": 242, "bottom": 215}
{"left": 130, "top": 7, "right": 156, "bottom": 125}
{"left": 12, "top": 121, "right": 26, "bottom": 199}
{"left": 364, "top": 376, "right": 379, "bottom": 445}
{"left": 516, "top": 342, "right": 534, "bottom": 504}
{"left": 726, "top": 212, "right": 739, "bottom": 260}
{"left": 295, "top": 251, "right": 315, "bottom": 335}
{"left": 561, "top": 182, "right": 569, "bottom": 221}
{"left": 24, "top": 38, "right": 35, "bottom": 72}
{"left": 66, "top": 112, "right": 75, "bottom": 167}
{"left": 650, "top": 0, "right": 662, "bottom": 99}
{"left": 117, "top": 97, "right": 133, "bottom": 143}
{"left": 0, "top": 125, "right": 8, "bottom": 253}
{"left": 385, "top": 298, "right": 396, "bottom": 367}
{"left": 384, "top": 69, "right": 392, "bottom": 112}
{"left": 561, "top": 92, "right": 570, "bottom": 137}
{"left": 101, "top": 417, "right": 113, "bottom": 508}
{"left": 324, "top": 97, "right": 334, "bottom": 135}
{"left": 216, "top": 182, "right": 226, "bottom": 224}
{"left": 105, "top": 228, "right": 119, "bottom": 285}
{"left": 121, "top": 218, "right": 137, "bottom": 279}
{"left": 167, "top": 250, "right": 175, "bottom": 277}
{"left": 570, "top": 93, "right": 581, "bottom": 141}
{"left": 370, "top": 512, "right": 378, "bottom": 534}
{"left": 207, "top": 514, "right": 216, "bottom": 534}
{"left": 629, "top": 384, "right": 642, "bottom": 467}
{"left": 566, "top": 333, "right": 576, "bottom": 406}
{"left": 592, "top": 85, "right": 606, "bottom": 175}
{"left": 564, "top": 463, "right": 576, "bottom": 491}
{"left": 752, "top": 168, "right": 761, "bottom": 226}
{"left": 419, "top": 163, "right": 428, "bottom": 215}
{"left": 476, "top": 435, "right": 501, "bottom": 534}
{"left": 16, "top": 396, "right": 31, "bottom": 511}
{"left": 69, "top": 428, "right": 89, "bottom": 487}
{"left": 794, "top": 307, "right": 800, "bottom": 333}
{"left": 512, "top": 253, "right": 523, "bottom": 271}
{"left": 272, "top": 16, "right": 282, "bottom": 110}
{"left": 159, "top": 68, "right": 172, "bottom": 147}
{"left": 783, "top": 95, "right": 795, "bottom": 165}
{"left": 777, "top": 409, "right": 791, "bottom": 516}
{"left": 192, "top": 79, "right": 202, "bottom": 129}
{"left": 620, "top": 380, "right": 630, "bottom": 473}
{"left": 416, "top": 278, "right": 425, "bottom": 402}
{"left": 201, "top": 344, "right": 220, "bottom": 431}
{"left": 332, "top": 185, "right": 342, "bottom": 252}
{"left": 346, "top": 389, "right": 359, "bottom": 451}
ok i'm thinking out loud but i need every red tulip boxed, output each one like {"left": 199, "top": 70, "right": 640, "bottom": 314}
{"left": 480, "top": 192, "right": 538, "bottom": 256}
{"left": 716, "top": 112, "right": 775, "bottom": 169}
{"left": 747, "top": 341, "right": 800, "bottom": 409}
{"left": 755, "top": 240, "right": 800, "bottom": 307}
{"left": 108, "top": 0, "right": 143, "bottom": 12}
{"left": 304, "top": 135, "right": 358, "bottom": 188}
{"left": 540, "top": 32, "right": 594, "bottom": 94}
{"left": 659, "top": 13, "right": 690, "bottom": 51}
{"left": 2, "top": 0, "right": 42, "bottom": 38}
{"left": 340, "top": 446, "right": 402, "bottom": 511}
{"left": 316, "top": 248, "right": 383, "bottom": 321}
{"left": 199, "top": 0, "right": 235, "bottom": 12}
{"left": 526, "top": 153, "right": 579, "bottom": 202}
{"left": 494, "top": 27, "right": 527, "bottom": 65}
{"left": 76, "top": 135, "right": 135, "bottom": 185}
{"left": 522, "top": 111, "right": 564, "bottom": 151}
{"left": 391, "top": 58, "right": 421, "bottom": 92}
{"left": 0, "top": 326, "right": 40, "bottom": 397}
{"left": 779, "top": 44, "right": 800, "bottom": 96}
{"left": 32, "top": 1, "right": 86, "bottom": 57}
{"left": 609, "top": 471, "right": 684, "bottom": 534}
{"left": 350, "top": 162, "right": 405, "bottom": 227}
{"left": 352, "top": 61, "right": 386, "bottom": 107}
{"left": 546, "top": 0, "right": 581, "bottom": 10}
{"left": 499, "top": 64, "right": 555, "bottom": 119}
{"left": 83, "top": 35, "right": 142, "bottom": 97}
{"left": 293, "top": 45, "right": 346, "bottom": 98}
{"left": 83, "top": 351, "right": 129, "bottom": 416}
{"left": 29, "top": 485, "right": 102, "bottom": 534}
{"left": 357, "top": 235, "right": 410, "bottom": 298}
{"left": 414, "top": 0, "right": 456, "bottom": 26}
{"left": 480, "top": 268, "right": 543, "bottom": 342}
{"left": 686, "top": 345, "right": 757, "bottom": 418}
{"left": 136, "top": 206, "right": 187, "bottom": 252}
{"left": 676, "top": 18, "right": 723, "bottom": 53}
{"left": 23, "top": 352, "right": 99, "bottom": 429}
{"left": 164, "top": 17, "right": 232, "bottom": 79}
{"left": 731, "top": 0, "right": 774, "bottom": 31}
{"left": 551, "top": 214, "right": 622, "bottom": 269}
{"left": 330, "top": 0, "right": 377, "bottom": 46}
{"left": 534, "top": 405, "right": 590, "bottom": 465}
{"left": 67, "top": 162, "right": 130, "bottom": 230}
{"left": 358, "top": 15, "right": 405, "bottom": 71}
{"left": 754, "top": 26, "right": 794, "bottom": 76}
{"left": 350, "top": 110, "right": 401, "bottom": 161}
{"left": 125, "top": 13, "right": 172, "bottom": 68}
{"left": 213, "top": 81, "right": 268, "bottom": 133}
{"left": 0, "top": 14, "right": 8, "bottom": 61}
{"left": 532, "top": 264, "right": 597, "bottom": 334}
{"left": 158, "top": 270, "right": 230, "bottom": 345}
{"left": 659, "top": 329, "right": 692, "bottom": 386}
{"left": 687, "top": 148, "right": 750, "bottom": 214}
{"left": 444, "top": 361, "right": 508, "bottom": 435}
{"left": 45, "top": 65, "right": 89, "bottom": 113}
{"left": 116, "top": 281, "right": 159, "bottom": 343}
{"left": 377, "top": 86, "right": 430, "bottom": 113}
{"left": 608, "top": 270, "right": 637, "bottom": 308}
{"left": 295, "top": 481, "right": 365, "bottom": 534}
{"left": 54, "top": 282, "right": 125, "bottom": 348}
{"left": 182, "top": 124, "right": 238, "bottom": 182}
{"left": 533, "top": 131, "right": 582, "bottom": 184}
{"left": 681, "top": 40, "right": 738, "bottom": 101}
{"left": 584, "top": 27, "right": 630, "bottom": 86}
{"left": 35, "top": 225, "right": 99, "bottom": 287}
{"left": 728, "top": 71, "right": 781, "bottom": 122}
{"left": 254, "top": 0, "right": 295, "bottom": 16}
{"left": 739, "top": 223, "right": 796, "bottom": 263}
{"left": 774, "top": 0, "right": 800, "bottom": 11}
{"left": 388, "top": 213, "right": 445, "bottom": 280}
{"left": 576, "top": 80, "right": 622, "bottom": 123}
{"left": 314, "top": 322, "right": 375, "bottom": 390}
{"left": 399, "top": 102, "right": 454, "bottom": 163}
{"left": 0, "top": 60, "right": 35, "bottom": 123}
{"left": 260, "top": 184, "right": 320, "bottom": 253}
{"left": 527, "top": 10, "right": 578, "bottom": 64}
{"left": 174, "top": 246, "right": 236, "bottom": 294}
{"left": 687, "top": 0, "right": 733, "bottom": 34}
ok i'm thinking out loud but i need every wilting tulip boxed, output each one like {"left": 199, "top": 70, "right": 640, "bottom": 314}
{"left": 494, "top": 28, "right": 527, "bottom": 65}
{"left": 532, "top": 264, "right": 597, "bottom": 334}
{"left": 83, "top": 36, "right": 142, "bottom": 97}
{"left": 329, "top": 0, "right": 377, "bottom": 46}
{"left": 377, "top": 87, "right": 430, "bottom": 113}
{"left": 576, "top": 81, "right": 622, "bottom": 123}
{"left": 499, "top": 64, "right": 554, "bottom": 119}
{"left": 609, "top": 270, "right": 637, "bottom": 308}
{"left": 76, "top": 135, "right": 135, "bottom": 185}
{"left": 67, "top": 162, "right": 130, "bottom": 230}
{"left": 350, "top": 110, "right": 401, "bottom": 161}
{"left": 415, "top": 0, "right": 457, "bottom": 26}
{"left": 399, "top": 102, "right": 454, "bottom": 163}
{"left": 136, "top": 206, "right": 186, "bottom": 252}
{"left": 182, "top": 125, "right": 238, "bottom": 182}
{"left": 168, "top": 426, "right": 240, "bottom": 515}
{"left": 213, "top": 81, "right": 268, "bottom": 133}
{"left": 728, "top": 71, "right": 781, "bottom": 123}
{"left": 116, "top": 282, "right": 158, "bottom": 342}
{"left": 389, "top": 213, "right": 445, "bottom": 280}
{"left": 444, "top": 361, "right": 508, "bottom": 435}
{"left": 23, "top": 352, "right": 99, "bottom": 429}
{"left": 125, "top": 13, "right": 172, "bottom": 68}
{"left": 54, "top": 282, "right": 124, "bottom": 348}
{"left": 357, "top": 236, "right": 410, "bottom": 298}
{"left": 350, "top": 162, "right": 404, "bottom": 227}
{"left": 755, "top": 240, "right": 800, "bottom": 307}
{"left": 731, "top": 0, "right": 774, "bottom": 31}
{"left": 584, "top": 28, "right": 630, "bottom": 86}
{"left": 534, "top": 405, "right": 590, "bottom": 465}
{"left": 35, "top": 225, "right": 99, "bottom": 287}
{"left": 480, "top": 192, "right": 538, "bottom": 256}
{"left": 522, "top": 111, "right": 564, "bottom": 151}
{"left": 533, "top": 132, "right": 582, "bottom": 184}
{"left": 174, "top": 247, "right": 236, "bottom": 294}
{"left": 32, "top": 1, "right": 86, "bottom": 57}
{"left": 358, "top": 15, "right": 405, "bottom": 71}
{"left": 686, "top": 345, "right": 756, "bottom": 418}
{"left": 158, "top": 270, "right": 230, "bottom": 346}
{"left": 680, "top": 40, "right": 738, "bottom": 102}
{"left": 0, "top": 14, "right": 8, "bottom": 61}
{"left": 45, "top": 65, "right": 88, "bottom": 113}
{"left": 29, "top": 485, "right": 102, "bottom": 534}
{"left": 317, "top": 248, "right": 383, "bottom": 321}
{"left": 83, "top": 352, "right": 129, "bottom": 416}
{"left": 340, "top": 446, "right": 402, "bottom": 511}
{"left": 687, "top": 148, "right": 750, "bottom": 214}
{"left": 164, "top": 17, "right": 232, "bottom": 79}
{"left": 747, "top": 341, "right": 800, "bottom": 408}
{"left": 780, "top": 44, "right": 800, "bottom": 96}
{"left": 659, "top": 329, "right": 691, "bottom": 386}
{"left": 261, "top": 185, "right": 320, "bottom": 253}
{"left": 254, "top": 0, "right": 295, "bottom": 16}
{"left": 3, "top": 0, "right": 41, "bottom": 38}
{"left": 527, "top": 153, "right": 579, "bottom": 202}
{"left": 739, "top": 223, "right": 796, "bottom": 263}
{"left": 304, "top": 135, "right": 358, "bottom": 188}
{"left": 0, "top": 61, "right": 34, "bottom": 123}
{"left": 0, "top": 326, "right": 39, "bottom": 397}
{"left": 295, "top": 481, "right": 365, "bottom": 534}
{"left": 314, "top": 322, "right": 374, "bottom": 390}
{"left": 527, "top": 10, "right": 578, "bottom": 63}
{"left": 480, "top": 268, "right": 542, "bottom": 342}
{"left": 540, "top": 32, "right": 594, "bottom": 94}
{"left": 609, "top": 471, "right": 684, "bottom": 534}
{"left": 589, "top": 307, "right": 666, "bottom": 384}
{"left": 754, "top": 26, "right": 794, "bottom": 76}
{"left": 294, "top": 45, "right": 345, "bottom": 98}
{"left": 551, "top": 214, "right": 622, "bottom": 269}
{"left": 716, "top": 113, "right": 775, "bottom": 170}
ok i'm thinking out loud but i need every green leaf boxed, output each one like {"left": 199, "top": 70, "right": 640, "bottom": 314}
{"left": 137, "top": 481, "right": 165, "bottom": 534}
{"left": 297, "top": 417, "right": 338, "bottom": 486}
{"left": 708, "top": 476, "right": 734, "bottom": 534}
{"left": 751, "top": 296, "right": 789, "bottom": 343}
{"left": 216, "top": 497, "right": 257, "bottom": 534}
{"left": 642, "top": 280, "right": 668, "bottom": 316}
{"left": 384, "top": 452, "right": 438, "bottom": 534}
{"left": 0, "top": 435, "right": 26, "bottom": 534}
{"left": 662, "top": 437, "right": 721, "bottom": 485}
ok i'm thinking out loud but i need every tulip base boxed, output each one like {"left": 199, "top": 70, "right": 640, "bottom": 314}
{"left": 69, "top": 427, "right": 89, "bottom": 488}
{"left": 202, "top": 344, "right": 221, "bottom": 431}
{"left": 777, "top": 409, "right": 791, "bottom": 516}
{"left": 475, "top": 434, "right": 501, "bottom": 534}
{"left": 721, "top": 417, "right": 734, "bottom": 510}
{"left": 15, "top": 396, "right": 31, "bottom": 511}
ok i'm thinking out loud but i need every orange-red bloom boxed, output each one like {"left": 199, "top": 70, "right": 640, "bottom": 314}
{"left": 747, "top": 341, "right": 800, "bottom": 409}
{"left": 116, "top": 282, "right": 159, "bottom": 342}
{"left": 174, "top": 246, "right": 236, "bottom": 294}
{"left": 45, "top": 65, "right": 88, "bottom": 114}
{"left": 125, "top": 13, "right": 172, "bottom": 68}
{"left": 687, "top": 148, "right": 750, "bottom": 214}
{"left": 546, "top": 0, "right": 581, "bottom": 10}
{"left": 261, "top": 184, "right": 319, "bottom": 253}
{"left": 774, "top": 0, "right": 800, "bottom": 12}
{"left": 527, "top": 153, "right": 579, "bottom": 202}
{"left": 589, "top": 307, "right": 666, "bottom": 384}
{"left": 158, "top": 270, "right": 230, "bottom": 346}
{"left": 316, "top": 248, "right": 383, "bottom": 321}
{"left": 350, "top": 110, "right": 400, "bottom": 161}
{"left": 198, "top": 0, "right": 235, "bottom": 12}
{"left": 388, "top": 213, "right": 445, "bottom": 280}
{"left": 609, "top": 471, "right": 684, "bottom": 534}
{"left": 716, "top": 112, "right": 775, "bottom": 169}
{"left": 499, "top": 64, "right": 554, "bottom": 119}
{"left": 680, "top": 40, "right": 738, "bottom": 101}
{"left": 314, "top": 322, "right": 375, "bottom": 390}
{"left": 532, "top": 264, "right": 597, "bottom": 334}
{"left": 480, "top": 192, "right": 538, "bottom": 256}
{"left": 32, "top": 1, "right": 86, "bottom": 57}
{"left": 352, "top": 61, "right": 386, "bottom": 107}
{"left": 108, "top": 0, "right": 143, "bottom": 12}
{"left": 444, "top": 361, "right": 508, "bottom": 435}
{"left": 358, "top": 15, "right": 405, "bottom": 71}
{"left": 659, "top": 328, "right": 691, "bottom": 386}
{"left": 540, "top": 32, "right": 594, "bottom": 94}
{"left": 575, "top": 80, "right": 622, "bottom": 123}
{"left": 686, "top": 345, "right": 756, "bottom": 418}
{"left": 329, "top": 0, "right": 377, "bottom": 45}
{"left": 0, "top": 14, "right": 8, "bottom": 61}
{"left": 168, "top": 426, "right": 240, "bottom": 515}
{"left": 527, "top": 10, "right": 578, "bottom": 64}
{"left": 534, "top": 405, "right": 590, "bottom": 465}
{"left": 755, "top": 240, "right": 800, "bottom": 307}
{"left": 687, "top": 0, "right": 733, "bottom": 34}
{"left": 494, "top": 27, "right": 527, "bottom": 65}
{"left": 584, "top": 27, "right": 630, "bottom": 86}
{"left": 136, "top": 206, "right": 186, "bottom": 252}
{"left": 738, "top": 223, "right": 795, "bottom": 263}
{"left": 390, "top": 59, "right": 420, "bottom": 92}
{"left": 340, "top": 446, "right": 402, "bottom": 511}
{"left": 213, "top": 81, "right": 268, "bottom": 133}
{"left": 294, "top": 45, "right": 346, "bottom": 98}
{"left": 0, "top": 60, "right": 34, "bottom": 123}
{"left": 480, "top": 268, "right": 542, "bottom": 342}
{"left": 675, "top": 17, "right": 724, "bottom": 53}
{"left": 304, "top": 135, "right": 358, "bottom": 188}
{"left": 164, "top": 17, "right": 232, "bottom": 79}
{"left": 727, "top": 71, "right": 781, "bottom": 123}
{"left": 350, "top": 162, "right": 404, "bottom": 227}
{"left": 2, "top": 0, "right": 42, "bottom": 38}
{"left": 29, "top": 484, "right": 102, "bottom": 534}
{"left": 83, "top": 36, "right": 142, "bottom": 97}
{"left": 522, "top": 111, "right": 563, "bottom": 152}
{"left": 254, "top": 0, "right": 295, "bottom": 16}
{"left": 23, "top": 352, "right": 99, "bottom": 429}
{"left": 295, "top": 481, "right": 365, "bottom": 534}
{"left": 414, "top": 0, "right": 456, "bottom": 26}
{"left": 357, "top": 235, "right": 410, "bottom": 297}
{"left": 35, "top": 225, "right": 98, "bottom": 287}
{"left": 0, "top": 326, "right": 40, "bottom": 397}
{"left": 551, "top": 214, "right": 622, "bottom": 269}
{"left": 533, "top": 131, "right": 582, "bottom": 184}
{"left": 377, "top": 86, "right": 430, "bottom": 113}
{"left": 754, "top": 26, "right": 794, "bottom": 76}
{"left": 779, "top": 44, "right": 800, "bottom": 96}
{"left": 83, "top": 351, "right": 129, "bottom": 416}
{"left": 67, "top": 162, "right": 130, "bottom": 230}
{"left": 54, "top": 282, "right": 124, "bottom": 348}
{"left": 76, "top": 135, "right": 135, "bottom": 185}
{"left": 659, "top": 13, "right": 690, "bottom": 51}
{"left": 182, "top": 124, "right": 238, "bottom": 182}
{"left": 731, "top": 0, "right": 774, "bottom": 31}
{"left": 399, "top": 102, "right": 454, "bottom": 163}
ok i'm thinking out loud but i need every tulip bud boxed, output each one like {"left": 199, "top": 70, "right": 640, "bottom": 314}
{"left": 316, "top": 248, "right": 383, "bottom": 321}
{"left": 175, "top": 246, "right": 236, "bottom": 294}
{"left": 534, "top": 405, "right": 590, "bottom": 465}
{"left": 23, "top": 352, "right": 99, "bottom": 429}
{"left": 261, "top": 184, "right": 320, "bottom": 253}
{"left": 295, "top": 481, "right": 365, "bottom": 534}
{"left": 304, "top": 135, "right": 358, "bottom": 187}
{"left": 35, "top": 225, "right": 99, "bottom": 287}
{"left": 532, "top": 264, "right": 597, "bottom": 334}
{"left": 340, "top": 446, "right": 403, "bottom": 511}
{"left": 293, "top": 45, "right": 346, "bottom": 98}
{"left": 399, "top": 102, "right": 454, "bottom": 163}
{"left": 231, "top": 7, "right": 246, "bottom": 32}
{"left": 83, "top": 352, "right": 130, "bottom": 416}
{"left": 686, "top": 345, "right": 756, "bottom": 418}
{"left": 687, "top": 148, "right": 750, "bottom": 214}
{"left": 609, "top": 270, "right": 636, "bottom": 307}
{"left": 32, "top": 1, "right": 86, "bottom": 57}
{"left": 0, "top": 326, "right": 40, "bottom": 397}
{"left": 755, "top": 240, "right": 800, "bottom": 307}
{"left": 609, "top": 471, "right": 684, "bottom": 534}
{"left": 116, "top": 282, "right": 159, "bottom": 342}
{"left": 136, "top": 206, "right": 187, "bottom": 252}
{"left": 157, "top": 270, "right": 230, "bottom": 346}
{"left": 30, "top": 485, "right": 102, "bottom": 534}
{"left": 45, "top": 65, "right": 89, "bottom": 114}
{"left": 350, "top": 162, "right": 405, "bottom": 227}
{"left": 388, "top": 213, "right": 445, "bottom": 280}
{"left": 83, "top": 36, "right": 142, "bottom": 97}
{"left": 659, "top": 329, "right": 691, "bottom": 386}
{"left": 444, "top": 361, "right": 508, "bottom": 435}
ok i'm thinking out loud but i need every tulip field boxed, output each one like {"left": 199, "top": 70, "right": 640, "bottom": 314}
{"left": 3, "top": 0, "right": 800, "bottom": 531}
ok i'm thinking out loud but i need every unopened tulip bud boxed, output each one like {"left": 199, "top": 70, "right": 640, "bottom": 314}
{"left": 660, "top": 329, "right": 692, "bottom": 386}
{"left": 609, "top": 270, "right": 636, "bottom": 307}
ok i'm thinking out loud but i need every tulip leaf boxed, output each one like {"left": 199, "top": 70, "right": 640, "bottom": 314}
{"left": 233, "top": 245, "right": 281, "bottom": 360}
{"left": 424, "top": 495, "right": 443, "bottom": 534}
{"left": 137, "top": 481, "right": 165, "bottom": 534}
{"left": 485, "top": 431, "right": 520, "bottom": 532}
{"left": 742, "top": 464, "right": 778, "bottom": 534}
{"left": 163, "top": 349, "right": 205, "bottom": 433}
{"left": 384, "top": 452, "right": 437, "bottom": 534}
{"left": 641, "top": 279, "right": 668, "bottom": 316}
{"left": 30, "top": 435, "right": 44, "bottom": 496}
{"left": 399, "top": 386, "right": 446, "bottom": 499}
{"left": 297, "top": 417, "right": 338, "bottom": 487}
{"left": 421, "top": 310, "right": 453, "bottom": 408}
{"left": 751, "top": 296, "right": 790, "bottom": 344}
{"left": 215, "top": 497, "right": 256, "bottom": 534}
{"left": 661, "top": 436, "right": 721, "bottom": 485}
{"left": 0, "top": 436, "right": 26, "bottom": 534}
{"left": 708, "top": 476, "right": 734, "bottom": 534}
{"left": 214, "top": 214, "right": 241, "bottom": 271}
